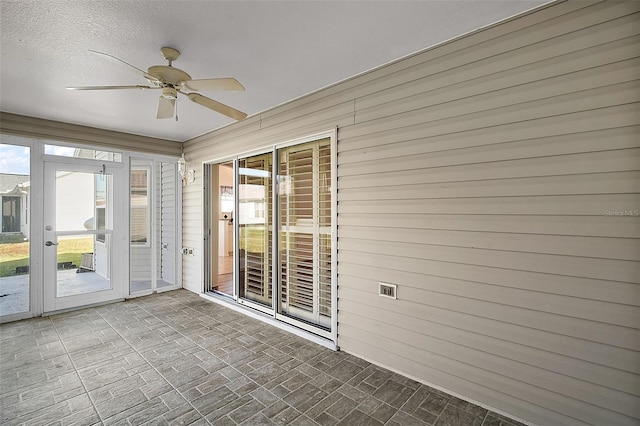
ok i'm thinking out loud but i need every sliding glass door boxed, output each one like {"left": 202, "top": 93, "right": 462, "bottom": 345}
{"left": 238, "top": 152, "right": 273, "bottom": 309}
{"left": 204, "top": 132, "right": 336, "bottom": 340}
{"left": 277, "top": 139, "right": 332, "bottom": 329}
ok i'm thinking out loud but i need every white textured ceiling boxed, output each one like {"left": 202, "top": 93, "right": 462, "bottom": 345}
{"left": 0, "top": 1, "right": 546, "bottom": 142}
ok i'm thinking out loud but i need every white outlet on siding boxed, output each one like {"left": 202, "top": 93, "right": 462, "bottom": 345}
{"left": 379, "top": 282, "right": 397, "bottom": 299}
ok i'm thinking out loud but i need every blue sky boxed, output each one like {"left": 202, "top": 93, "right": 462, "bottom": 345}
{"left": 0, "top": 144, "right": 30, "bottom": 175}
{"left": 0, "top": 144, "right": 80, "bottom": 175}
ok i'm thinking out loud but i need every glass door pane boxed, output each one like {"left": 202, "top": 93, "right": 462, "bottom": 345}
{"left": 43, "top": 161, "right": 124, "bottom": 313}
{"left": 216, "top": 161, "right": 235, "bottom": 296}
{"left": 238, "top": 152, "right": 273, "bottom": 308}
{"left": 278, "top": 138, "right": 332, "bottom": 329}
{"left": 204, "top": 161, "right": 235, "bottom": 298}
{"left": 56, "top": 234, "right": 108, "bottom": 297}
{"left": 130, "top": 160, "right": 178, "bottom": 294}
{"left": 130, "top": 159, "right": 152, "bottom": 292}
{"left": 54, "top": 171, "right": 111, "bottom": 298}
{"left": 0, "top": 143, "right": 30, "bottom": 317}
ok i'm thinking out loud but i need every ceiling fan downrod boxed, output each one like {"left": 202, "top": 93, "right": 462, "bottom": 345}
{"left": 160, "top": 47, "right": 180, "bottom": 67}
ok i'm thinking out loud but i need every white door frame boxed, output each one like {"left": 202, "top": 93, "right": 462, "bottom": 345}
{"left": 43, "top": 160, "right": 127, "bottom": 313}
{"left": 128, "top": 157, "right": 182, "bottom": 296}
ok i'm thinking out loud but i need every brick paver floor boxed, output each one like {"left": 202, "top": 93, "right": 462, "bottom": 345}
{"left": 0, "top": 289, "right": 526, "bottom": 425}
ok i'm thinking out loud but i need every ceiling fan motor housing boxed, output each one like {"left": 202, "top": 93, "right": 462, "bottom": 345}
{"left": 161, "top": 87, "right": 178, "bottom": 99}
{"left": 148, "top": 65, "right": 192, "bottom": 87}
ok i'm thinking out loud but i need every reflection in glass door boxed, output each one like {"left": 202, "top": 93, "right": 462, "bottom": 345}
{"left": 0, "top": 143, "right": 30, "bottom": 317}
{"left": 43, "top": 162, "right": 124, "bottom": 312}
{"left": 238, "top": 152, "right": 273, "bottom": 308}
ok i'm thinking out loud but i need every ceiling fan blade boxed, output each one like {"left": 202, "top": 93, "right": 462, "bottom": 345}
{"left": 183, "top": 78, "right": 245, "bottom": 92}
{"left": 66, "top": 85, "right": 156, "bottom": 90}
{"left": 89, "top": 50, "right": 161, "bottom": 83}
{"left": 185, "top": 93, "right": 247, "bottom": 121}
{"left": 157, "top": 97, "right": 175, "bottom": 119}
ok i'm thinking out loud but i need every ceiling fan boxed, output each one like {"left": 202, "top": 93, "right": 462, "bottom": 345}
{"left": 67, "top": 47, "right": 247, "bottom": 121}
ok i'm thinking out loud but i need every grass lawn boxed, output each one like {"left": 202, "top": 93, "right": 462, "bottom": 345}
{"left": 0, "top": 237, "right": 93, "bottom": 277}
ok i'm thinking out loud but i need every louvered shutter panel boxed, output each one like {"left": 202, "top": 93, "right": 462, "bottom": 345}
{"left": 278, "top": 138, "right": 332, "bottom": 328}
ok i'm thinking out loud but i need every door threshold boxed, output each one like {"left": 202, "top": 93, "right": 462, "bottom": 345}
{"left": 42, "top": 298, "right": 125, "bottom": 317}
{"left": 200, "top": 292, "right": 338, "bottom": 351}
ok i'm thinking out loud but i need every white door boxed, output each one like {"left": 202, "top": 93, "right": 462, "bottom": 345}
{"left": 43, "top": 162, "right": 125, "bottom": 312}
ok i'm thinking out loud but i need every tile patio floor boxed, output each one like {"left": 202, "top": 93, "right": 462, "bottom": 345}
{"left": 0, "top": 270, "right": 110, "bottom": 317}
{"left": 0, "top": 289, "right": 526, "bottom": 426}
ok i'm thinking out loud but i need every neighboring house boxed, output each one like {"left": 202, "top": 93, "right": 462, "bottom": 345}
{"left": 0, "top": 174, "right": 29, "bottom": 238}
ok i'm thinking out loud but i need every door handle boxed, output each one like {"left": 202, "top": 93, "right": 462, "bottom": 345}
{"left": 45, "top": 241, "right": 58, "bottom": 246}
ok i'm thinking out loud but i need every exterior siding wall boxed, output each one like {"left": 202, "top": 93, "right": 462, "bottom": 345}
{"left": 182, "top": 2, "right": 640, "bottom": 425}
{"left": 160, "top": 162, "right": 177, "bottom": 284}
{"left": 130, "top": 160, "right": 152, "bottom": 283}
{"left": 0, "top": 112, "right": 181, "bottom": 156}
{"left": 130, "top": 163, "right": 178, "bottom": 285}
{"left": 130, "top": 245, "right": 152, "bottom": 280}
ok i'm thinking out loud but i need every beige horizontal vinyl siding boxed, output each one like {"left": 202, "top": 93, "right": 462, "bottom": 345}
{"left": 181, "top": 169, "right": 203, "bottom": 293}
{"left": 182, "top": 1, "right": 640, "bottom": 425}
{"left": 159, "top": 164, "right": 177, "bottom": 284}
{"left": 336, "top": 1, "right": 640, "bottom": 424}
{"left": 130, "top": 245, "right": 152, "bottom": 280}
{"left": 0, "top": 112, "right": 181, "bottom": 156}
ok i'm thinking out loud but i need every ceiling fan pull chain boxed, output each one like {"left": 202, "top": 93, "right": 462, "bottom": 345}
{"left": 176, "top": 98, "right": 179, "bottom": 122}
